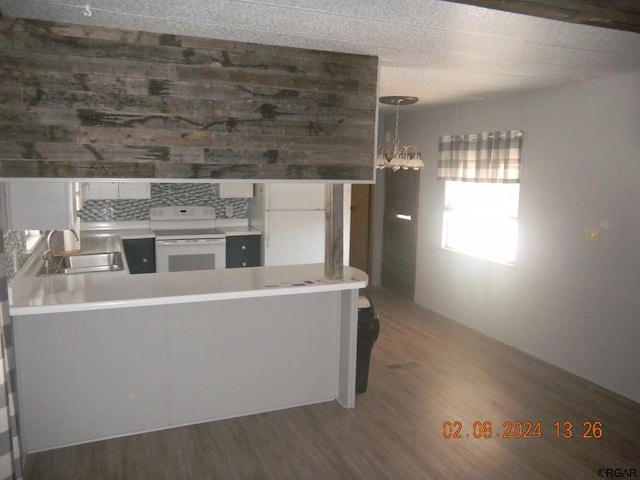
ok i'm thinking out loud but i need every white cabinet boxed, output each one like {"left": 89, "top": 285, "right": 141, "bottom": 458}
{"left": 0, "top": 183, "right": 8, "bottom": 232}
{"left": 219, "top": 183, "right": 253, "bottom": 198}
{"left": 82, "top": 182, "right": 150, "bottom": 200}
{"left": 117, "top": 182, "right": 151, "bottom": 199}
{"left": 82, "top": 182, "right": 118, "bottom": 199}
{"left": 5, "top": 182, "right": 78, "bottom": 231}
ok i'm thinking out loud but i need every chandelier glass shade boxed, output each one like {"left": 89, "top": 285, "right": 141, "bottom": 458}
{"left": 376, "top": 96, "right": 424, "bottom": 171}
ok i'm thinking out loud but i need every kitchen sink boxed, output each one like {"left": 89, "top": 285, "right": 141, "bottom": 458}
{"left": 37, "top": 252, "right": 125, "bottom": 276}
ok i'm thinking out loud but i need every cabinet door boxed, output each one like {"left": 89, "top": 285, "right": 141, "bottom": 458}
{"left": 6, "top": 182, "right": 76, "bottom": 230}
{"left": 82, "top": 182, "right": 150, "bottom": 199}
{"left": 226, "top": 235, "right": 261, "bottom": 268}
{"left": 117, "top": 182, "right": 151, "bottom": 199}
{"left": 219, "top": 183, "right": 253, "bottom": 198}
{"left": 82, "top": 182, "right": 119, "bottom": 200}
{"left": 122, "top": 238, "right": 156, "bottom": 274}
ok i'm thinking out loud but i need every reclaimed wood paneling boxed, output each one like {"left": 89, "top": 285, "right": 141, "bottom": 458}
{"left": 443, "top": 0, "right": 640, "bottom": 34}
{"left": 0, "top": 17, "right": 378, "bottom": 181}
{"left": 324, "top": 184, "right": 344, "bottom": 279}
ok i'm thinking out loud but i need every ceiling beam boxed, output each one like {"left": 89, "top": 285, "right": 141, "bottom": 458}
{"left": 442, "top": 0, "right": 640, "bottom": 34}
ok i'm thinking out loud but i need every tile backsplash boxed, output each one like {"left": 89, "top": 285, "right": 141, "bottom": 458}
{"left": 79, "top": 183, "right": 249, "bottom": 222}
{"left": 4, "top": 230, "right": 36, "bottom": 281}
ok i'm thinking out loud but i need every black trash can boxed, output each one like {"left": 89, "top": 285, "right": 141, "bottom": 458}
{"left": 356, "top": 295, "right": 380, "bottom": 394}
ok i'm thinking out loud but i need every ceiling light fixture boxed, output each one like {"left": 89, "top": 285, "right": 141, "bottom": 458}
{"left": 376, "top": 96, "right": 424, "bottom": 171}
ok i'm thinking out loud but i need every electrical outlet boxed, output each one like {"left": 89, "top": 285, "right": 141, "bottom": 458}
{"left": 225, "top": 205, "right": 233, "bottom": 217}
{"left": 586, "top": 226, "right": 601, "bottom": 243}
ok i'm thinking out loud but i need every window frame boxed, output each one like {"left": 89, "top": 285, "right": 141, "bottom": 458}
{"left": 441, "top": 180, "right": 520, "bottom": 266}
{"left": 24, "top": 230, "right": 43, "bottom": 253}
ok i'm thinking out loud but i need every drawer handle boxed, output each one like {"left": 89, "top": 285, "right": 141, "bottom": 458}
{"left": 242, "top": 262, "right": 247, "bottom": 267}
{"left": 241, "top": 245, "right": 246, "bottom": 250}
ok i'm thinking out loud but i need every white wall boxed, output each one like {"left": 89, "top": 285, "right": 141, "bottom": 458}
{"left": 401, "top": 73, "right": 640, "bottom": 403}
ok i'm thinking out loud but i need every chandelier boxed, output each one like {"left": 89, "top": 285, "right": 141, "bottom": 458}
{"left": 376, "top": 96, "right": 424, "bottom": 171}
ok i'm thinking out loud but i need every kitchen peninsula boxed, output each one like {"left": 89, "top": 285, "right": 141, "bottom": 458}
{"left": 9, "top": 234, "right": 367, "bottom": 453}
{"left": 0, "top": 14, "right": 377, "bottom": 461}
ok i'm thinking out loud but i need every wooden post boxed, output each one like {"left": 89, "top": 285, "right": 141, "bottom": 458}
{"left": 325, "top": 184, "right": 344, "bottom": 279}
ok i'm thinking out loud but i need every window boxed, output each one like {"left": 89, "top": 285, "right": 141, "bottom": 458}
{"left": 442, "top": 181, "right": 519, "bottom": 265}
{"left": 438, "top": 129, "right": 523, "bottom": 265}
{"left": 24, "top": 230, "right": 43, "bottom": 253}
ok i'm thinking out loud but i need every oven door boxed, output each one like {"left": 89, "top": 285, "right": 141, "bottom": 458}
{"left": 155, "top": 238, "right": 226, "bottom": 273}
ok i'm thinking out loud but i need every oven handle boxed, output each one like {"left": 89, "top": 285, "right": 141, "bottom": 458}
{"left": 156, "top": 238, "right": 226, "bottom": 247}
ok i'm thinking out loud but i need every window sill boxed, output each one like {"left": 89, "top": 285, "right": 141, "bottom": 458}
{"left": 25, "top": 234, "right": 43, "bottom": 254}
{"left": 440, "top": 246, "right": 516, "bottom": 268}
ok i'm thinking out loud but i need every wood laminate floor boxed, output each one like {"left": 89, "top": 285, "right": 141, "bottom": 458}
{"left": 24, "top": 287, "right": 640, "bottom": 479}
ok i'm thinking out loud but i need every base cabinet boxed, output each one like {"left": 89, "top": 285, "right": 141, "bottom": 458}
{"left": 122, "top": 238, "right": 156, "bottom": 274}
{"left": 226, "top": 235, "right": 261, "bottom": 268}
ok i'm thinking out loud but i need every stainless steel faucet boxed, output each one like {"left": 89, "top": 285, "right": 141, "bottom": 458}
{"left": 43, "top": 229, "right": 79, "bottom": 273}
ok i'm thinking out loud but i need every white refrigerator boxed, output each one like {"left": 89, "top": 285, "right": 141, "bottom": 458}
{"left": 250, "top": 184, "right": 351, "bottom": 266}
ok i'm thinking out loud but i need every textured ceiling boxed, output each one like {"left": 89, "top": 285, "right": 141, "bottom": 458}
{"left": 2, "top": 0, "right": 640, "bottom": 110}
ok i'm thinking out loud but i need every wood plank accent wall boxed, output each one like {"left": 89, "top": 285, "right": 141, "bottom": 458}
{"left": 0, "top": 18, "right": 378, "bottom": 181}
{"left": 443, "top": 0, "right": 640, "bottom": 34}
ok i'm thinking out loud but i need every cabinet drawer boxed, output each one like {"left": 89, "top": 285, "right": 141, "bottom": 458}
{"left": 226, "top": 235, "right": 261, "bottom": 268}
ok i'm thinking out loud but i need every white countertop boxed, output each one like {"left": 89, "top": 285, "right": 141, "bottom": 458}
{"left": 79, "top": 222, "right": 262, "bottom": 238}
{"left": 218, "top": 226, "right": 262, "bottom": 236}
{"left": 9, "top": 230, "right": 366, "bottom": 316}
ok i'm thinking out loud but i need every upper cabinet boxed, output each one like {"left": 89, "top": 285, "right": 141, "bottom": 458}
{"left": 0, "top": 18, "right": 377, "bottom": 182}
{"left": 5, "top": 182, "right": 78, "bottom": 231}
{"left": 219, "top": 183, "right": 253, "bottom": 199}
{"left": 82, "top": 182, "right": 150, "bottom": 200}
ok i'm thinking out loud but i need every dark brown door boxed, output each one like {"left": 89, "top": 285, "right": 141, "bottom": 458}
{"left": 349, "top": 184, "right": 372, "bottom": 273}
{"left": 381, "top": 169, "right": 420, "bottom": 298}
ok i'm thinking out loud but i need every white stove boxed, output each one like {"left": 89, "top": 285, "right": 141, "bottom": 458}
{"left": 150, "top": 206, "right": 226, "bottom": 273}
